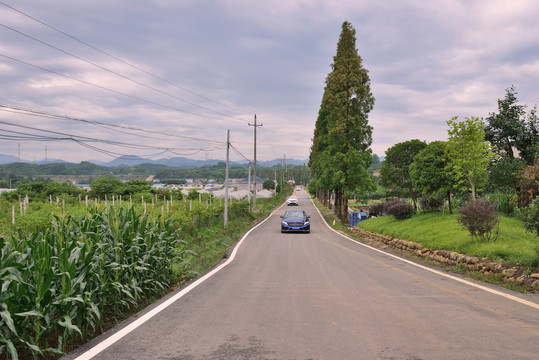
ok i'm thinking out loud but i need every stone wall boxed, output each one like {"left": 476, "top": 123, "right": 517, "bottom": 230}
{"left": 350, "top": 228, "right": 539, "bottom": 289}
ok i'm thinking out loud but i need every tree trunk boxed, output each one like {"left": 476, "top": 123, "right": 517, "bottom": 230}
{"left": 333, "top": 189, "right": 340, "bottom": 220}
{"left": 409, "top": 186, "right": 418, "bottom": 210}
{"left": 447, "top": 190, "right": 453, "bottom": 214}
{"left": 469, "top": 177, "right": 476, "bottom": 200}
{"left": 341, "top": 191, "right": 349, "bottom": 224}
{"left": 334, "top": 188, "right": 349, "bottom": 224}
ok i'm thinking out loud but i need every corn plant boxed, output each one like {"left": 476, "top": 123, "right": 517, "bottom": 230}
{"left": 1, "top": 206, "right": 184, "bottom": 359}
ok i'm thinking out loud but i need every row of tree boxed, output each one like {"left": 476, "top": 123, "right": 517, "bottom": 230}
{"left": 308, "top": 21, "right": 375, "bottom": 224}
{"left": 380, "top": 86, "right": 538, "bottom": 214}
{"left": 0, "top": 161, "right": 311, "bottom": 189}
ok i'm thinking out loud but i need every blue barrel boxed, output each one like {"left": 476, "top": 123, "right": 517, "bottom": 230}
{"left": 349, "top": 211, "right": 359, "bottom": 227}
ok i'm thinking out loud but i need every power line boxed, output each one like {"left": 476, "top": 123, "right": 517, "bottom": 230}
{"left": 0, "top": 119, "right": 221, "bottom": 153}
{"left": 523, "top": 96, "right": 539, "bottom": 107}
{"left": 0, "top": 52, "right": 240, "bottom": 123}
{"left": 0, "top": 1, "right": 254, "bottom": 116}
{"left": 0, "top": 22, "right": 237, "bottom": 119}
{"left": 0, "top": 104, "right": 225, "bottom": 144}
{"left": 229, "top": 143, "right": 251, "bottom": 163}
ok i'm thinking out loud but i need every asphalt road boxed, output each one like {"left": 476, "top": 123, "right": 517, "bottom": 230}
{"left": 66, "top": 189, "right": 539, "bottom": 360}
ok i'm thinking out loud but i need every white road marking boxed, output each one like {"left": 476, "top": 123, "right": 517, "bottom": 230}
{"left": 311, "top": 197, "right": 539, "bottom": 311}
{"left": 73, "top": 206, "right": 280, "bottom": 360}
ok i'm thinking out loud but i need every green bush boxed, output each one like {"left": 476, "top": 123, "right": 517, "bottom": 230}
{"left": 419, "top": 194, "right": 444, "bottom": 212}
{"left": 521, "top": 198, "right": 539, "bottom": 236}
{"left": 263, "top": 179, "right": 275, "bottom": 190}
{"left": 486, "top": 191, "right": 517, "bottom": 215}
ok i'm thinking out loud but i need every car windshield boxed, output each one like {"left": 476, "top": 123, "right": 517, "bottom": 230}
{"left": 284, "top": 211, "right": 306, "bottom": 219}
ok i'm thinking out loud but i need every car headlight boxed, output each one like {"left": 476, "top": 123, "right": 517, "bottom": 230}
{"left": 304, "top": 221, "right": 310, "bottom": 225}
{"left": 282, "top": 221, "right": 288, "bottom": 226}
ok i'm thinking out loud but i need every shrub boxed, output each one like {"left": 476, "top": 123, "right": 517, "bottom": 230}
{"left": 486, "top": 190, "right": 517, "bottom": 215}
{"left": 382, "top": 198, "right": 403, "bottom": 213}
{"left": 516, "top": 159, "right": 539, "bottom": 208}
{"left": 521, "top": 198, "right": 539, "bottom": 237}
{"left": 457, "top": 199, "right": 499, "bottom": 242}
{"left": 419, "top": 194, "right": 444, "bottom": 212}
{"left": 186, "top": 189, "right": 200, "bottom": 200}
{"left": 263, "top": 179, "right": 275, "bottom": 190}
{"left": 384, "top": 198, "right": 415, "bottom": 220}
{"left": 368, "top": 199, "right": 416, "bottom": 219}
{"left": 368, "top": 202, "right": 385, "bottom": 216}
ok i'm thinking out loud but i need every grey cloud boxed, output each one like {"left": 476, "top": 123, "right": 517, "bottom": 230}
{"left": 1, "top": 0, "right": 538, "bottom": 163}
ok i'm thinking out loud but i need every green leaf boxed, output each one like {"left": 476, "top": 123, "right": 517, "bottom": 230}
{"left": 5, "top": 339, "right": 18, "bottom": 360}
{"left": 0, "top": 310, "right": 17, "bottom": 336}
{"left": 23, "top": 341, "right": 41, "bottom": 353}
{"left": 58, "top": 315, "right": 82, "bottom": 337}
{"left": 15, "top": 310, "right": 44, "bottom": 318}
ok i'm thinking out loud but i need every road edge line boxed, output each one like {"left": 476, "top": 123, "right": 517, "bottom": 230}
{"left": 73, "top": 206, "right": 279, "bottom": 360}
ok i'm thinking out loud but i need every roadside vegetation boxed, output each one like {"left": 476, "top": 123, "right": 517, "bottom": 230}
{"left": 0, "top": 179, "right": 292, "bottom": 359}
{"left": 308, "top": 64, "right": 539, "bottom": 290}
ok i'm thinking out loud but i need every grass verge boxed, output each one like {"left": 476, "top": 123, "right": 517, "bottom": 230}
{"left": 356, "top": 211, "right": 539, "bottom": 267}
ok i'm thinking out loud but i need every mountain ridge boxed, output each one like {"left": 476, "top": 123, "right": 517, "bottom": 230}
{"left": 0, "top": 154, "right": 308, "bottom": 168}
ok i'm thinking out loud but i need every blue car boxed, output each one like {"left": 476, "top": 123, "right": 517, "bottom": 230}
{"left": 280, "top": 210, "right": 310, "bottom": 233}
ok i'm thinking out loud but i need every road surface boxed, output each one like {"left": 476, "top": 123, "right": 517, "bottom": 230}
{"left": 65, "top": 189, "right": 539, "bottom": 359}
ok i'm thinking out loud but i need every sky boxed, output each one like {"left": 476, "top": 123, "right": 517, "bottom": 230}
{"left": 1, "top": 0, "right": 539, "bottom": 165}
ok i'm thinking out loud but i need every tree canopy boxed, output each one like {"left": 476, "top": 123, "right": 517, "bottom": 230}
{"left": 409, "top": 141, "right": 454, "bottom": 213}
{"left": 446, "top": 116, "right": 495, "bottom": 200}
{"left": 380, "top": 139, "right": 427, "bottom": 209}
{"left": 485, "top": 86, "right": 539, "bottom": 165}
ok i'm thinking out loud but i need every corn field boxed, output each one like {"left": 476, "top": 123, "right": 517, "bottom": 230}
{"left": 0, "top": 205, "right": 185, "bottom": 359}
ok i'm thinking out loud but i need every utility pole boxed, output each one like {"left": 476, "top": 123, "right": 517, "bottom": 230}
{"left": 248, "top": 161, "right": 251, "bottom": 211}
{"left": 281, "top": 156, "right": 284, "bottom": 191}
{"left": 224, "top": 130, "right": 230, "bottom": 227}
{"left": 248, "top": 115, "right": 262, "bottom": 209}
{"left": 284, "top": 154, "right": 287, "bottom": 182}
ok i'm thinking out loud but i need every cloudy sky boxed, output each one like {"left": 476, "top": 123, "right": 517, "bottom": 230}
{"left": 1, "top": 0, "right": 538, "bottom": 164}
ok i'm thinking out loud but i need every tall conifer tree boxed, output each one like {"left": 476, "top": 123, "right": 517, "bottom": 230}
{"left": 309, "top": 21, "right": 375, "bottom": 223}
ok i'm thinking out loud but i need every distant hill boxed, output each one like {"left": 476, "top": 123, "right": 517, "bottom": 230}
{"left": 102, "top": 156, "right": 307, "bottom": 168}
{"left": 0, "top": 154, "right": 308, "bottom": 168}
{"left": 0, "top": 154, "right": 70, "bottom": 165}
{"left": 0, "top": 154, "right": 21, "bottom": 164}
{"left": 103, "top": 156, "right": 222, "bottom": 168}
